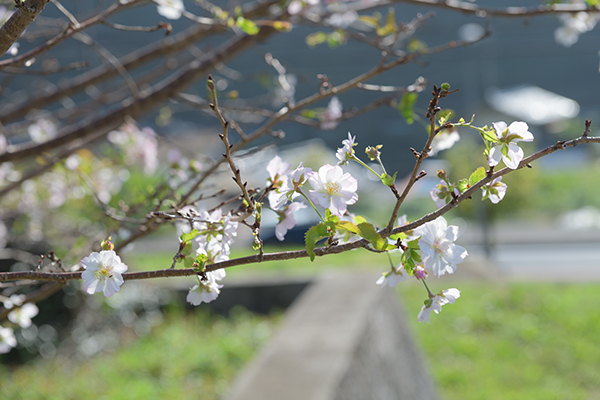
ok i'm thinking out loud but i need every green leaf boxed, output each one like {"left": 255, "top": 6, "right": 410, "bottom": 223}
{"left": 305, "top": 223, "right": 329, "bottom": 261}
{"left": 482, "top": 128, "right": 499, "bottom": 143}
{"left": 468, "top": 167, "right": 486, "bottom": 186}
{"left": 356, "top": 222, "right": 394, "bottom": 251}
{"left": 300, "top": 109, "right": 317, "bottom": 119}
{"left": 183, "top": 256, "right": 195, "bottom": 269}
{"left": 195, "top": 254, "right": 208, "bottom": 271}
{"left": 398, "top": 92, "right": 418, "bottom": 124}
{"left": 456, "top": 178, "right": 469, "bottom": 193}
{"left": 441, "top": 82, "right": 450, "bottom": 91}
{"left": 358, "top": 15, "right": 379, "bottom": 28}
{"left": 236, "top": 17, "right": 259, "bottom": 35}
{"left": 305, "top": 32, "right": 327, "bottom": 47}
{"left": 400, "top": 238, "right": 422, "bottom": 275}
{"left": 180, "top": 229, "right": 200, "bottom": 243}
{"left": 273, "top": 21, "right": 292, "bottom": 32}
{"left": 353, "top": 215, "right": 368, "bottom": 225}
{"left": 407, "top": 38, "right": 427, "bottom": 53}
{"left": 335, "top": 221, "right": 360, "bottom": 235}
{"left": 380, "top": 171, "right": 397, "bottom": 186}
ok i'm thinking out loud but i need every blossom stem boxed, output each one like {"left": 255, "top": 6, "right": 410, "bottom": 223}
{"left": 376, "top": 156, "right": 387, "bottom": 175}
{"left": 297, "top": 189, "right": 326, "bottom": 223}
{"left": 386, "top": 252, "right": 395, "bottom": 271}
{"left": 351, "top": 155, "right": 381, "bottom": 179}
{"left": 421, "top": 278, "right": 434, "bottom": 298}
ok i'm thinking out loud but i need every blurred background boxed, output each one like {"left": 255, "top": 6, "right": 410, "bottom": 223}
{"left": 1, "top": 0, "right": 600, "bottom": 399}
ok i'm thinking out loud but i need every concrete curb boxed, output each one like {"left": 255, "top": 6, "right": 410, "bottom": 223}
{"left": 224, "top": 272, "right": 439, "bottom": 400}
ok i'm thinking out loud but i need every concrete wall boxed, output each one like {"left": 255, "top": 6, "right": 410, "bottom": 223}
{"left": 225, "top": 272, "right": 439, "bottom": 400}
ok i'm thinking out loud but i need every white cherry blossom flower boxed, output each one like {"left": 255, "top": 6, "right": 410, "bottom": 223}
{"left": 0, "top": 326, "right": 17, "bottom": 354}
{"left": 308, "top": 164, "right": 358, "bottom": 216}
{"left": 195, "top": 209, "right": 238, "bottom": 253}
{"left": 109, "top": 123, "right": 158, "bottom": 175}
{"left": 275, "top": 202, "right": 306, "bottom": 241}
{"left": 268, "top": 162, "right": 311, "bottom": 210}
{"left": 321, "top": 97, "right": 342, "bottom": 130}
{"left": 554, "top": 10, "right": 599, "bottom": 48}
{"left": 288, "top": 0, "right": 320, "bottom": 16}
{"left": 430, "top": 180, "right": 458, "bottom": 209}
{"left": 8, "top": 303, "right": 39, "bottom": 329}
{"left": 81, "top": 250, "right": 128, "bottom": 297}
{"left": 155, "top": 0, "right": 184, "bottom": 20}
{"left": 336, "top": 132, "right": 356, "bottom": 165}
{"left": 376, "top": 265, "right": 408, "bottom": 288}
{"left": 414, "top": 217, "right": 467, "bottom": 277}
{"left": 417, "top": 288, "right": 460, "bottom": 324}
{"left": 430, "top": 129, "right": 459, "bottom": 156}
{"left": 482, "top": 176, "right": 507, "bottom": 204}
{"left": 186, "top": 271, "right": 224, "bottom": 305}
{"left": 28, "top": 118, "right": 58, "bottom": 144}
{"left": 488, "top": 121, "right": 534, "bottom": 170}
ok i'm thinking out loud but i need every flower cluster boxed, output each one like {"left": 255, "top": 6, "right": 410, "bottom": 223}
{"left": 376, "top": 216, "right": 467, "bottom": 323}
{"left": 186, "top": 270, "right": 226, "bottom": 305}
{"left": 193, "top": 208, "right": 239, "bottom": 264}
{"left": 108, "top": 122, "right": 159, "bottom": 175}
{"left": 554, "top": 6, "right": 599, "bottom": 48}
{"left": 265, "top": 152, "right": 358, "bottom": 241}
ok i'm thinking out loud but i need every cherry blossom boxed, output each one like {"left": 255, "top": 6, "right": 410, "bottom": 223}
{"left": 321, "top": 97, "right": 343, "bottom": 130}
{"left": 308, "top": 164, "right": 358, "bottom": 216}
{"left": 268, "top": 161, "right": 311, "bottom": 210}
{"left": 482, "top": 176, "right": 507, "bottom": 204}
{"left": 155, "top": 0, "right": 185, "bottom": 20}
{"left": 186, "top": 271, "right": 225, "bottom": 305}
{"left": 554, "top": 9, "right": 599, "bottom": 48}
{"left": 275, "top": 202, "right": 306, "bottom": 241}
{"left": 417, "top": 288, "right": 461, "bottom": 324}
{"left": 430, "top": 180, "right": 458, "bottom": 209}
{"left": 376, "top": 266, "right": 408, "bottom": 288}
{"left": 81, "top": 250, "right": 128, "bottom": 297}
{"left": 195, "top": 209, "right": 238, "bottom": 253}
{"left": 267, "top": 156, "right": 290, "bottom": 186}
{"left": 108, "top": 123, "right": 158, "bottom": 175}
{"left": 28, "top": 118, "right": 58, "bottom": 144}
{"left": 414, "top": 265, "right": 427, "bottom": 280}
{"left": 414, "top": 217, "right": 467, "bottom": 277}
{"left": 8, "top": 303, "right": 39, "bottom": 329}
{"left": 488, "top": 121, "right": 534, "bottom": 170}
{"left": 336, "top": 132, "right": 357, "bottom": 165}
{"left": 0, "top": 326, "right": 17, "bottom": 354}
{"left": 288, "top": 0, "right": 320, "bottom": 16}
{"left": 430, "top": 129, "right": 459, "bottom": 156}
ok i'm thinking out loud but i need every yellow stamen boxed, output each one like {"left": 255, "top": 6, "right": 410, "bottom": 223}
{"left": 325, "top": 182, "right": 340, "bottom": 195}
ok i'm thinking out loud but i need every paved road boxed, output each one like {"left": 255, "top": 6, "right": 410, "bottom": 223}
{"left": 459, "top": 222, "right": 600, "bottom": 282}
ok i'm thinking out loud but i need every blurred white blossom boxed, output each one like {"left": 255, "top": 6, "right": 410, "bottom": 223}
{"left": 109, "top": 123, "right": 158, "bottom": 175}
{"left": 0, "top": 326, "right": 17, "bottom": 354}
{"left": 28, "top": 119, "right": 58, "bottom": 143}
{"left": 155, "top": 0, "right": 184, "bottom": 20}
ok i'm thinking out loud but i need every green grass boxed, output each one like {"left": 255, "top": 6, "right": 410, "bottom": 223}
{"left": 0, "top": 307, "right": 279, "bottom": 400}
{"left": 398, "top": 281, "right": 600, "bottom": 400}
